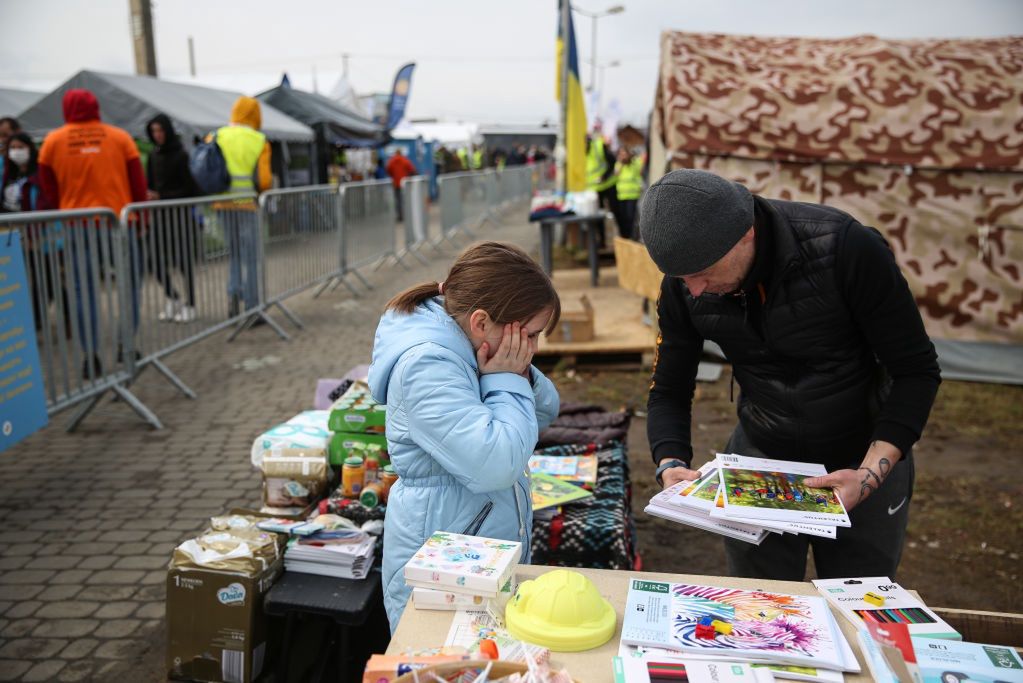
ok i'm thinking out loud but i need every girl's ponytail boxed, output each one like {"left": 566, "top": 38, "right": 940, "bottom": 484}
{"left": 384, "top": 242, "right": 561, "bottom": 336}
{"left": 385, "top": 281, "right": 443, "bottom": 314}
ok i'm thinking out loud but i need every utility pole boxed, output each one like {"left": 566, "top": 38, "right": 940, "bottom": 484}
{"left": 188, "top": 36, "right": 196, "bottom": 77}
{"left": 129, "top": 0, "right": 158, "bottom": 76}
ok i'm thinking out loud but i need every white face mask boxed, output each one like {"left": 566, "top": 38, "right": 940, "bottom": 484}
{"left": 7, "top": 148, "right": 29, "bottom": 166}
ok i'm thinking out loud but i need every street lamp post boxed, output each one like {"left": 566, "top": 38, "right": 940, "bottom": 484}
{"left": 584, "top": 59, "right": 621, "bottom": 115}
{"left": 573, "top": 4, "right": 624, "bottom": 93}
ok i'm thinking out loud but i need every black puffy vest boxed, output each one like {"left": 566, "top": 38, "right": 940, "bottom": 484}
{"left": 686, "top": 197, "right": 887, "bottom": 468}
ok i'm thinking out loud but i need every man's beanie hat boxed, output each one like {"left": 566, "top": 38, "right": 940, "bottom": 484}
{"left": 639, "top": 169, "right": 754, "bottom": 276}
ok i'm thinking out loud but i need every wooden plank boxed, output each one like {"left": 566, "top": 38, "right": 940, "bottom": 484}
{"left": 537, "top": 266, "right": 655, "bottom": 357}
{"left": 613, "top": 236, "right": 664, "bottom": 301}
{"left": 930, "top": 607, "right": 1023, "bottom": 647}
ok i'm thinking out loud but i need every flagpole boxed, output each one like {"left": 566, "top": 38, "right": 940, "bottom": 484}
{"left": 557, "top": 0, "right": 570, "bottom": 195}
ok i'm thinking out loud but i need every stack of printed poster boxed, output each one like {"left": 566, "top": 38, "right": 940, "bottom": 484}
{"left": 644, "top": 453, "right": 851, "bottom": 544}
{"left": 619, "top": 578, "right": 861, "bottom": 675}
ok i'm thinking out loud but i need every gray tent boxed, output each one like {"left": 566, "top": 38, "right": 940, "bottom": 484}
{"left": 0, "top": 87, "right": 43, "bottom": 118}
{"left": 256, "top": 84, "right": 387, "bottom": 147}
{"left": 19, "top": 70, "right": 313, "bottom": 143}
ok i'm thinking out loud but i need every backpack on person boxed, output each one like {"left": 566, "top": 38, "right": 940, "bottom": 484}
{"left": 189, "top": 133, "right": 230, "bottom": 194}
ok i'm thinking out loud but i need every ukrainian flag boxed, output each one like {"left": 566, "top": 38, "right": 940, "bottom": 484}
{"left": 556, "top": 0, "right": 587, "bottom": 192}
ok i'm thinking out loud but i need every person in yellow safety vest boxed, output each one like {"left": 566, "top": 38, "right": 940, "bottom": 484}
{"left": 216, "top": 96, "right": 272, "bottom": 318}
{"left": 471, "top": 147, "right": 483, "bottom": 170}
{"left": 612, "top": 147, "right": 645, "bottom": 240}
{"left": 456, "top": 147, "right": 468, "bottom": 171}
{"left": 586, "top": 135, "right": 616, "bottom": 193}
{"left": 585, "top": 134, "right": 617, "bottom": 248}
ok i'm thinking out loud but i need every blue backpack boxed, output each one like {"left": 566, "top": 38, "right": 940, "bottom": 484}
{"left": 189, "top": 132, "right": 230, "bottom": 195}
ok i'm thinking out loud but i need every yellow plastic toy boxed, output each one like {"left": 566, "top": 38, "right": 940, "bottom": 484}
{"left": 505, "top": 569, "right": 616, "bottom": 652}
{"left": 711, "top": 620, "right": 733, "bottom": 635}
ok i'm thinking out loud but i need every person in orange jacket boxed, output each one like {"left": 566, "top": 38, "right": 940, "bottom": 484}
{"left": 385, "top": 148, "right": 416, "bottom": 222}
{"left": 37, "top": 89, "right": 148, "bottom": 376}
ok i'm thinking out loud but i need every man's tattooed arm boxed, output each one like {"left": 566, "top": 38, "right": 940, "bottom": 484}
{"left": 855, "top": 442, "right": 896, "bottom": 503}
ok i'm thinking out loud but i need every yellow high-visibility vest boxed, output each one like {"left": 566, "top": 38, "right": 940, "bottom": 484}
{"left": 216, "top": 125, "right": 266, "bottom": 193}
{"left": 586, "top": 137, "right": 614, "bottom": 191}
{"left": 615, "top": 157, "right": 644, "bottom": 200}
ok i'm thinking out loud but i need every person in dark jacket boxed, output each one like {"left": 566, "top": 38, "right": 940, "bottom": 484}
{"left": 146, "top": 114, "right": 200, "bottom": 323}
{"left": 1, "top": 132, "right": 70, "bottom": 334}
{"left": 641, "top": 169, "right": 941, "bottom": 582}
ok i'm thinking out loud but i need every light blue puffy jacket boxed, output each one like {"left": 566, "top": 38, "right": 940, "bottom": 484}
{"left": 367, "top": 297, "right": 560, "bottom": 631}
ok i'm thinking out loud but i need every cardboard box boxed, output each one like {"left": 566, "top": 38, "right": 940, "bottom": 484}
{"left": 546, "top": 295, "right": 595, "bottom": 343}
{"left": 166, "top": 528, "right": 284, "bottom": 683}
{"left": 328, "top": 381, "right": 386, "bottom": 433}
{"left": 613, "top": 236, "right": 664, "bottom": 301}
{"left": 328, "top": 432, "right": 389, "bottom": 467}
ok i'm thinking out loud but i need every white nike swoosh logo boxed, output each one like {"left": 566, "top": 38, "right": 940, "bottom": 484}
{"left": 888, "top": 497, "right": 907, "bottom": 516}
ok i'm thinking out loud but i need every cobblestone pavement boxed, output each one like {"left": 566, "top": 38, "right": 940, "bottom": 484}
{"left": 0, "top": 209, "right": 539, "bottom": 682}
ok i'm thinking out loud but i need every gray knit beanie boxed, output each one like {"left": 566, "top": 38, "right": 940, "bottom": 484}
{"left": 639, "top": 169, "right": 754, "bottom": 276}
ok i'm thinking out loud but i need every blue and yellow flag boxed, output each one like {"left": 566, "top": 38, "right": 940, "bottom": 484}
{"left": 556, "top": 0, "right": 587, "bottom": 192}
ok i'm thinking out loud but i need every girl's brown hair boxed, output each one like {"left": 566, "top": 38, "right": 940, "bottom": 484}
{"left": 386, "top": 241, "right": 562, "bottom": 336}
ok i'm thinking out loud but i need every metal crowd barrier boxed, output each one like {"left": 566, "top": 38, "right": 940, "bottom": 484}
{"left": 336, "top": 179, "right": 399, "bottom": 293}
{"left": 3, "top": 167, "right": 538, "bottom": 433}
{"left": 398, "top": 176, "right": 430, "bottom": 265}
{"left": 0, "top": 208, "right": 161, "bottom": 431}
{"left": 438, "top": 171, "right": 492, "bottom": 244}
{"left": 120, "top": 192, "right": 288, "bottom": 402}
{"left": 259, "top": 184, "right": 343, "bottom": 314}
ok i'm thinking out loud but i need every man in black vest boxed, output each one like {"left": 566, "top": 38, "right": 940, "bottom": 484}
{"left": 641, "top": 169, "right": 941, "bottom": 580}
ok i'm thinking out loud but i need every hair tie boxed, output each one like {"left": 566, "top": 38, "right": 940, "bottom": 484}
{"left": 437, "top": 281, "right": 445, "bottom": 295}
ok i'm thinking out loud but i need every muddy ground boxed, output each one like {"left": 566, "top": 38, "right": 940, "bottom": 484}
{"left": 550, "top": 366, "right": 1023, "bottom": 614}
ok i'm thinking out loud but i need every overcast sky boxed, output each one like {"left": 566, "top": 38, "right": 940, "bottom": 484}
{"left": 2, "top": 0, "right": 1021, "bottom": 125}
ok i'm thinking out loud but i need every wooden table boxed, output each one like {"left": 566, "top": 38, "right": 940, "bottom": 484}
{"left": 537, "top": 213, "right": 608, "bottom": 287}
{"left": 388, "top": 565, "right": 872, "bottom": 682}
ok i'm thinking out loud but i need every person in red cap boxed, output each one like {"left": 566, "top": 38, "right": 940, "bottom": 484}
{"left": 37, "top": 89, "right": 148, "bottom": 377}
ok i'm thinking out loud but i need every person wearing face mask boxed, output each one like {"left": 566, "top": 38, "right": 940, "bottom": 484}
{"left": 1, "top": 132, "right": 70, "bottom": 334}
{"left": 641, "top": 169, "right": 941, "bottom": 583}
{"left": 1, "top": 132, "right": 45, "bottom": 213}
{"left": 0, "top": 117, "right": 23, "bottom": 188}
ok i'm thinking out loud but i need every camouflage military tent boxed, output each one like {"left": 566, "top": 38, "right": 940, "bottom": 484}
{"left": 648, "top": 31, "right": 1023, "bottom": 384}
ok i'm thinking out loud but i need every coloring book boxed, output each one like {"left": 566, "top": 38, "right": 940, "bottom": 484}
{"left": 404, "top": 532, "right": 521, "bottom": 597}
{"left": 621, "top": 579, "right": 858, "bottom": 671}
{"left": 715, "top": 454, "right": 850, "bottom": 527}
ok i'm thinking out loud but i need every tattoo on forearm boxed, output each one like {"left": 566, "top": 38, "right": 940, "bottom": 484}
{"left": 856, "top": 457, "right": 892, "bottom": 502}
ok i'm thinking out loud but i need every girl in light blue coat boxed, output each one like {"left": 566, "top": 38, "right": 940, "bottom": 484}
{"left": 368, "top": 242, "right": 562, "bottom": 631}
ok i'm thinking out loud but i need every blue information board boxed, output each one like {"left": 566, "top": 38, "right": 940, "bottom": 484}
{"left": 0, "top": 230, "right": 48, "bottom": 452}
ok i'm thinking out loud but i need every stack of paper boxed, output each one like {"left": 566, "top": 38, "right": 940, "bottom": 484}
{"left": 645, "top": 454, "right": 851, "bottom": 543}
{"left": 404, "top": 532, "right": 521, "bottom": 598}
{"left": 412, "top": 577, "right": 517, "bottom": 612}
{"left": 620, "top": 579, "right": 861, "bottom": 673}
{"left": 283, "top": 530, "right": 376, "bottom": 579}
